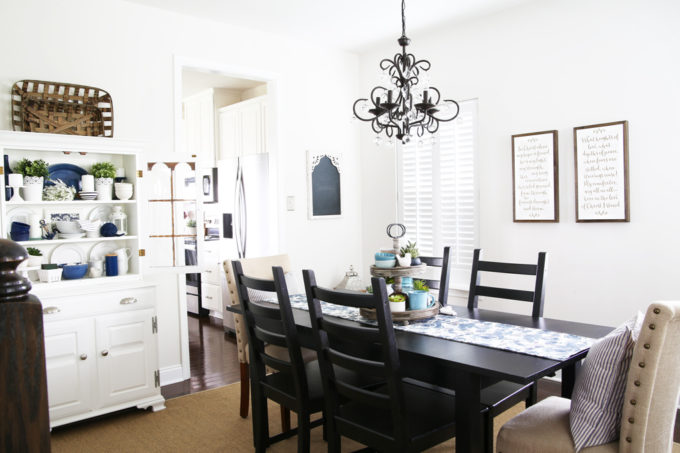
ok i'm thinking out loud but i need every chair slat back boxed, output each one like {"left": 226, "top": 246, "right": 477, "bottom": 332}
{"left": 303, "top": 270, "right": 409, "bottom": 445}
{"left": 418, "top": 246, "right": 452, "bottom": 306}
{"left": 233, "top": 261, "right": 308, "bottom": 406}
{"left": 467, "top": 248, "right": 547, "bottom": 318}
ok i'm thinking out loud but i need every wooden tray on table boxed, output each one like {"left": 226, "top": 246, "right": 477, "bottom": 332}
{"left": 360, "top": 302, "right": 440, "bottom": 324}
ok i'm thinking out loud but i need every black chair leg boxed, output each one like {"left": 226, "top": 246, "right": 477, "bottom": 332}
{"left": 525, "top": 383, "right": 538, "bottom": 407}
{"left": 483, "top": 411, "right": 494, "bottom": 453}
{"left": 252, "top": 386, "right": 269, "bottom": 453}
{"left": 298, "top": 412, "right": 311, "bottom": 453}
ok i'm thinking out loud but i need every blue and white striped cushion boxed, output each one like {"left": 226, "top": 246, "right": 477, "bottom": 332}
{"left": 569, "top": 314, "right": 641, "bottom": 451}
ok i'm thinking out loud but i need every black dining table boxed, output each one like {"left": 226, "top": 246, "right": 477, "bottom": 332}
{"left": 229, "top": 302, "right": 612, "bottom": 453}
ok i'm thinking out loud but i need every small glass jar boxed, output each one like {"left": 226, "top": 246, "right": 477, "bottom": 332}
{"left": 110, "top": 206, "right": 128, "bottom": 235}
{"left": 335, "top": 265, "right": 364, "bottom": 292}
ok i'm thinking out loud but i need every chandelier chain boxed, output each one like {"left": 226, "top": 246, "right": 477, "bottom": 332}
{"left": 401, "top": 0, "right": 406, "bottom": 38}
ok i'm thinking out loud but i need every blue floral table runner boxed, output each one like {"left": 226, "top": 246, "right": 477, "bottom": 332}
{"left": 286, "top": 294, "right": 594, "bottom": 361}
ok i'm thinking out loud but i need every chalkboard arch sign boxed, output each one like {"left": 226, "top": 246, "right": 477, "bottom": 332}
{"left": 307, "top": 151, "right": 342, "bottom": 219}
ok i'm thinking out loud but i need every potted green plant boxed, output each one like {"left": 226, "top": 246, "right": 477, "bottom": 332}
{"left": 400, "top": 240, "right": 421, "bottom": 265}
{"left": 25, "top": 247, "right": 43, "bottom": 267}
{"left": 14, "top": 158, "right": 49, "bottom": 201}
{"left": 186, "top": 219, "right": 197, "bottom": 235}
{"left": 388, "top": 292, "right": 407, "bottom": 312}
{"left": 91, "top": 162, "right": 116, "bottom": 200}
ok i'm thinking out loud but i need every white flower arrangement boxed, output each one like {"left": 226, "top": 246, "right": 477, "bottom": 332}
{"left": 42, "top": 179, "right": 76, "bottom": 201}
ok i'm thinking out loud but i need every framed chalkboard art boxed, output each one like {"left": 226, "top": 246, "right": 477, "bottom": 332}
{"left": 574, "top": 121, "right": 629, "bottom": 222}
{"left": 307, "top": 151, "right": 342, "bottom": 219}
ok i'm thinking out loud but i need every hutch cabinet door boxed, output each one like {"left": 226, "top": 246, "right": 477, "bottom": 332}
{"left": 44, "top": 318, "right": 96, "bottom": 420}
{"left": 95, "top": 309, "right": 157, "bottom": 407}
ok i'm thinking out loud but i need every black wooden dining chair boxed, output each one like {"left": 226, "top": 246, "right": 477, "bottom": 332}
{"left": 418, "top": 246, "right": 452, "bottom": 307}
{"left": 302, "top": 269, "right": 457, "bottom": 453}
{"left": 233, "top": 262, "right": 324, "bottom": 453}
{"left": 467, "top": 248, "right": 548, "bottom": 453}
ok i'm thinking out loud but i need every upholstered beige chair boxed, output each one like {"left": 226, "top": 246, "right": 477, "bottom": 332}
{"left": 496, "top": 301, "right": 680, "bottom": 453}
{"left": 224, "top": 254, "right": 315, "bottom": 427}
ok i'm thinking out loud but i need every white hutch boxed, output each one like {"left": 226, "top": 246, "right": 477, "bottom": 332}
{"left": 0, "top": 130, "right": 165, "bottom": 428}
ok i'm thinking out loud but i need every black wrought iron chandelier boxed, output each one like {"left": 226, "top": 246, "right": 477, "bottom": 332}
{"left": 353, "top": 0, "right": 460, "bottom": 144}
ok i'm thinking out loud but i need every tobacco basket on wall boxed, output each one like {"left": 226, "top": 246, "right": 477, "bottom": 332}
{"left": 11, "top": 80, "right": 114, "bottom": 137}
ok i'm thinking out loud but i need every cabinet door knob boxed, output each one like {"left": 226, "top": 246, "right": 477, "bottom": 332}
{"left": 101, "top": 350, "right": 109, "bottom": 357}
{"left": 43, "top": 306, "right": 61, "bottom": 315}
{"left": 120, "top": 297, "right": 138, "bottom": 305}
{"left": 80, "top": 354, "right": 88, "bottom": 360}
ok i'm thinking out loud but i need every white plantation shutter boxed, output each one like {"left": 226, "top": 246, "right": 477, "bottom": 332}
{"left": 398, "top": 99, "right": 478, "bottom": 288}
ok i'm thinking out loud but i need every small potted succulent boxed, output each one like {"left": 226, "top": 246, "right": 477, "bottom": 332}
{"left": 91, "top": 162, "right": 116, "bottom": 200}
{"left": 26, "top": 247, "right": 44, "bottom": 267}
{"left": 400, "top": 240, "right": 420, "bottom": 265}
{"left": 15, "top": 158, "right": 49, "bottom": 201}
{"left": 186, "top": 219, "right": 197, "bottom": 235}
{"left": 388, "top": 292, "right": 407, "bottom": 312}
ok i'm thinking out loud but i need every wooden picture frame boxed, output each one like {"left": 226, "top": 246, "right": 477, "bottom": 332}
{"left": 307, "top": 151, "right": 342, "bottom": 219}
{"left": 512, "top": 130, "right": 559, "bottom": 222}
{"left": 574, "top": 121, "right": 629, "bottom": 222}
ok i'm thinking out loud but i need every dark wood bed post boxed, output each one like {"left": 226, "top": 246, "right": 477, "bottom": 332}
{"left": 0, "top": 239, "right": 51, "bottom": 451}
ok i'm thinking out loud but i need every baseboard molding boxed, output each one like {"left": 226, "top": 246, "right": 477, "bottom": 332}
{"left": 159, "top": 365, "right": 185, "bottom": 386}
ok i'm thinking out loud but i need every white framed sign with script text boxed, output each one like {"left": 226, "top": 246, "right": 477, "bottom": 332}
{"left": 574, "top": 121, "right": 629, "bottom": 222}
{"left": 512, "top": 130, "right": 559, "bottom": 222}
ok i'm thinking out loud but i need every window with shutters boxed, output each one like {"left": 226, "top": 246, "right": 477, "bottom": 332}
{"left": 397, "top": 99, "right": 478, "bottom": 289}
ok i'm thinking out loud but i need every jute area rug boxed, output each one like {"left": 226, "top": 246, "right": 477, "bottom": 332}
{"left": 50, "top": 382, "right": 519, "bottom": 452}
{"left": 51, "top": 382, "right": 679, "bottom": 452}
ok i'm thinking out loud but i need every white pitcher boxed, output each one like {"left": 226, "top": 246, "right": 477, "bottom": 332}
{"left": 115, "top": 248, "right": 132, "bottom": 275}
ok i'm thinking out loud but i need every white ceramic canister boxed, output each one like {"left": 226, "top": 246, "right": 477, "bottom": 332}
{"left": 81, "top": 174, "right": 95, "bottom": 192}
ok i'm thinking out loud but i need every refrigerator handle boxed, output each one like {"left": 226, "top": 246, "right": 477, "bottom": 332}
{"left": 240, "top": 171, "right": 247, "bottom": 258}
{"left": 234, "top": 160, "right": 243, "bottom": 259}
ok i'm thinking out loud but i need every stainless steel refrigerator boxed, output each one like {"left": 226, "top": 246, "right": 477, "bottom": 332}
{"left": 219, "top": 154, "right": 274, "bottom": 331}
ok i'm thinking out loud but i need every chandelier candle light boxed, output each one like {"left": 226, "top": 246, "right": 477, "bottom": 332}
{"left": 353, "top": 0, "right": 460, "bottom": 144}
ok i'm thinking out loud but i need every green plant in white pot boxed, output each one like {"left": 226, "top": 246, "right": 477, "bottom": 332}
{"left": 91, "top": 162, "right": 116, "bottom": 200}
{"left": 15, "top": 158, "right": 49, "bottom": 201}
{"left": 26, "top": 247, "right": 43, "bottom": 267}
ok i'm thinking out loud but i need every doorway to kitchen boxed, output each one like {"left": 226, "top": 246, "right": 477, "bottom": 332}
{"left": 173, "top": 57, "right": 281, "bottom": 384}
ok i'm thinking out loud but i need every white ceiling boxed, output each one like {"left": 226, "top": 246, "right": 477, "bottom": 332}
{"left": 125, "top": 0, "right": 537, "bottom": 51}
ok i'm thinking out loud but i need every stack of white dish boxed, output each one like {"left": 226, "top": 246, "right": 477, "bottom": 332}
{"left": 54, "top": 221, "right": 84, "bottom": 239}
{"left": 79, "top": 191, "right": 98, "bottom": 200}
{"left": 114, "top": 183, "right": 133, "bottom": 200}
{"left": 78, "top": 219, "right": 102, "bottom": 238}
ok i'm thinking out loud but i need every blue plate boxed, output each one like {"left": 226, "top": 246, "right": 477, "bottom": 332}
{"left": 46, "top": 164, "right": 88, "bottom": 190}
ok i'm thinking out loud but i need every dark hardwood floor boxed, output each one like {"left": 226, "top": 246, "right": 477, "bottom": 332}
{"left": 162, "top": 314, "right": 240, "bottom": 400}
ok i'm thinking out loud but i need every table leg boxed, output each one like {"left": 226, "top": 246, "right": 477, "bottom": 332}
{"left": 455, "top": 371, "right": 483, "bottom": 453}
{"left": 561, "top": 360, "right": 582, "bottom": 398}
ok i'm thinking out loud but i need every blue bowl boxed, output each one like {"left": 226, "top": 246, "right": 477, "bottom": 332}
{"left": 10, "top": 231, "right": 29, "bottom": 241}
{"left": 61, "top": 263, "right": 88, "bottom": 280}
{"left": 100, "top": 222, "right": 119, "bottom": 237}
{"left": 11, "top": 221, "right": 30, "bottom": 232}
{"left": 375, "top": 252, "right": 395, "bottom": 261}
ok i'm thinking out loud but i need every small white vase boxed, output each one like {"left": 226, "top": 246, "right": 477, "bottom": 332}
{"left": 95, "top": 177, "right": 113, "bottom": 200}
{"left": 22, "top": 176, "right": 43, "bottom": 201}
{"left": 396, "top": 253, "right": 411, "bottom": 267}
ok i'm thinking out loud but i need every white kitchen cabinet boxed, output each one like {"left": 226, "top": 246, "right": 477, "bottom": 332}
{"left": 201, "top": 281, "right": 221, "bottom": 312}
{"left": 40, "top": 282, "right": 165, "bottom": 428}
{"left": 43, "top": 318, "right": 96, "bottom": 422}
{"left": 217, "top": 95, "right": 267, "bottom": 159}
{"left": 183, "top": 89, "right": 216, "bottom": 164}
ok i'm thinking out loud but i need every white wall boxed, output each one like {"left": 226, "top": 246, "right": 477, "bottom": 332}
{"left": 0, "top": 0, "right": 362, "bottom": 380}
{"left": 359, "top": 0, "right": 680, "bottom": 326}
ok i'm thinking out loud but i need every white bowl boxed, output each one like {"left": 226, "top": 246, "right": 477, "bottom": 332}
{"left": 115, "top": 190, "right": 133, "bottom": 201}
{"left": 55, "top": 221, "right": 82, "bottom": 234}
{"left": 375, "top": 259, "right": 396, "bottom": 268}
